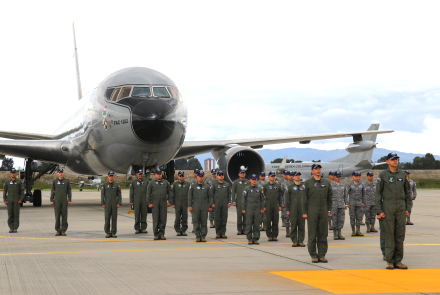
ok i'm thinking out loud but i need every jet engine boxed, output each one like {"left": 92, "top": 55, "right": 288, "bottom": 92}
{"left": 345, "top": 141, "right": 376, "bottom": 153}
{"left": 216, "top": 146, "right": 265, "bottom": 183}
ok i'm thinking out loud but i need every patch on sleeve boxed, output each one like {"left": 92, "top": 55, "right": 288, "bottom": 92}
{"left": 377, "top": 178, "right": 381, "bottom": 183}
{"left": 243, "top": 190, "right": 247, "bottom": 195}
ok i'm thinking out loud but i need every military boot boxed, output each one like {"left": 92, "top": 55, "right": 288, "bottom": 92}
{"left": 386, "top": 262, "right": 394, "bottom": 269}
{"left": 333, "top": 230, "right": 338, "bottom": 240}
{"left": 55, "top": 232, "right": 61, "bottom": 236}
{"left": 61, "top": 232, "right": 66, "bottom": 236}
{"left": 9, "top": 229, "right": 13, "bottom": 233}
{"left": 370, "top": 225, "right": 378, "bottom": 232}
{"left": 395, "top": 263, "right": 408, "bottom": 269}
{"left": 140, "top": 229, "right": 148, "bottom": 233}
{"left": 286, "top": 227, "right": 290, "bottom": 237}
{"left": 351, "top": 226, "right": 356, "bottom": 236}
{"left": 282, "top": 219, "right": 286, "bottom": 227}
{"left": 356, "top": 226, "right": 364, "bottom": 236}
{"left": 181, "top": 232, "right": 188, "bottom": 236}
{"left": 135, "top": 230, "right": 140, "bottom": 234}
{"left": 406, "top": 217, "right": 413, "bottom": 225}
{"left": 338, "top": 229, "right": 345, "bottom": 240}
{"left": 106, "top": 234, "right": 111, "bottom": 238}
{"left": 328, "top": 220, "right": 333, "bottom": 230}
{"left": 366, "top": 224, "right": 371, "bottom": 233}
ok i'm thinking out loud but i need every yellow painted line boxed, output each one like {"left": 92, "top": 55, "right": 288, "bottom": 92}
{"left": 270, "top": 269, "right": 440, "bottom": 294}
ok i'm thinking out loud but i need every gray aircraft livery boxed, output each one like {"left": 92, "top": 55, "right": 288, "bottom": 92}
{"left": 266, "top": 124, "right": 385, "bottom": 178}
{"left": 0, "top": 27, "right": 393, "bottom": 206}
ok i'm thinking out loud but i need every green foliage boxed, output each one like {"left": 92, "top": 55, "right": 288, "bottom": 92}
{"left": 414, "top": 178, "right": 440, "bottom": 189}
{"left": 0, "top": 157, "right": 14, "bottom": 171}
{"left": 175, "top": 158, "right": 203, "bottom": 170}
{"left": 401, "top": 153, "right": 440, "bottom": 170}
{"left": 188, "top": 158, "right": 202, "bottom": 170}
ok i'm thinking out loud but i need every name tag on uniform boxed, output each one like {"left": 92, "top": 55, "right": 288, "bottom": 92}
{"left": 397, "top": 178, "right": 403, "bottom": 182}
{"left": 244, "top": 182, "right": 247, "bottom": 185}
{"left": 183, "top": 185, "right": 186, "bottom": 187}
{"left": 321, "top": 185, "right": 326, "bottom": 188}
{"left": 256, "top": 190, "right": 260, "bottom": 193}
{"left": 160, "top": 183, "right": 164, "bottom": 185}
{"left": 300, "top": 185, "right": 305, "bottom": 190}
{"left": 201, "top": 187, "right": 206, "bottom": 190}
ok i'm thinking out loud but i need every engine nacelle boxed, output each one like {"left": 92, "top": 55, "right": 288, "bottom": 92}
{"left": 30, "top": 160, "right": 53, "bottom": 173}
{"left": 345, "top": 141, "right": 375, "bottom": 153}
{"left": 216, "top": 146, "right": 265, "bottom": 183}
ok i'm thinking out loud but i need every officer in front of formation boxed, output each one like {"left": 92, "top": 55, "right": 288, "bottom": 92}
{"left": 205, "top": 169, "right": 217, "bottom": 228}
{"left": 376, "top": 153, "right": 412, "bottom": 269}
{"left": 3, "top": 168, "right": 24, "bottom": 233}
{"left": 257, "top": 172, "right": 267, "bottom": 231}
{"left": 331, "top": 171, "right": 347, "bottom": 240}
{"left": 129, "top": 169, "right": 149, "bottom": 234}
{"left": 170, "top": 171, "right": 190, "bottom": 236}
{"left": 50, "top": 168, "right": 72, "bottom": 236}
{"left": 147, "top": 169, "right": 171, "bottom": 240}
{"left": 286, "top": 171, "right": 305, "bottom": 247}
{"left": 262, "top": 171, "right": 282, "bottom": 241}
{"left": 211, "top": 170, "right": 231, "bottom": 239}
{"left": 188, "top": 171, "right": 213, "bottom": 242}
{"left": 346, "top": 171, "right": 366, "bottom": 237}
{"left": 405, "top": 171, "right": 417, "bottom": 225}
{"left": 101, "top": 171, "right": 122, "bottom": 238}
{"left": 232, "top": 169, "right": 249, "bottom": 235}
{"left": 303, "top": 163, "right": 332, "bottom": 263}
{"left": 364, "top": 171, "right": 378, "bottom": 233}
{"left": 242, "top": 174, "right": 265, "bottom": 245}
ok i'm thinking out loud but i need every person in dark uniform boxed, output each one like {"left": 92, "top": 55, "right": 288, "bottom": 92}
{"left": 170, "top": 171, "right": 190, "bottom": 236}
{"left": 50, "top": 168, "right": 72, "bottom": 236}
{"left": 211, "top": 170, "right": 231, "bottom": 238}
{"left": 101, "top": 171, "right": 122, "bottom": 238}
{"left": 129, "top": 169, "right": 149, "bottom": 234}
{"left": 242, "top": 174, "right": 265, "bottom": 245}
{"left": 3, "top": 168, "right": 24, "bottom": 233}
{"left": 147, "top": 169, "right": 171, "bottom": 240}
{"left": 188, "top": 171, "right": 213, "bottom": 242}
{"left": 262, "top": 171, "right": 282, "bottom": 241}
{"left": 232, "top": 169, "right": 249, "bottom": 235}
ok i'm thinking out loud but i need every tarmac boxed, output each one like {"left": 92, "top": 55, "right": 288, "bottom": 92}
{"left": 0, "top": 189, "right": 439, "bottom": 295}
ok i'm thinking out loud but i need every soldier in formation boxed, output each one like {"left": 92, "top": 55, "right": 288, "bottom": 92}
{"left": 364, "top": 171, "right": 378, "bottom": 233}
{"left": 328, "top": 171, "right": 335, "bottom": 230}
{"left": 101, "top": 171, "right": 122, "bottom": 238}
{"left": 211, "top": 170, "right": 231, "bottom": 238}
{"left": 188, "top": 171, "right": 212, "bottom": 242}
{"left": 405, "top": 170, "right": 417, "bottom": 225}
{"left": 170, "top": 171, "right": 190, "bottom": 236}
{"left": 189, "top": 169, "right": 199, "bottom": 232}
{"left": 242, "top": 174, "right": 265, "bottom": 245}
{"left": 3, "top": 168, "right": 24, "bottom": 233}
{"left": 281, "top": 171, "right": 293, "bottom": 237}
{"left": 232, "top": 169, "right": 249, "bottom": 235}
{"left": 147, "top": 169, "right": 171, "bottom": 240}
{"left": 346, "top": 171, "right": 366, "bottom": 237}
{"left": 331, "top": 171, "right": 347, "bottom": 240}
{"left": 262, "top": 171, "right": 282, "bottom": 241}
{"left": 129, "top": 169, "right": 149, "bottom": 234}
{"left": 285, "top": 171, "right": 305, "bottom": 247}
{"left": 50, "top": 168, "right": 72, "bottom": 236}
{"left": 205, "top": 169, "right": 217, "bottom": 228}
{"left": 257, "top": 172, "right": 267, "bottom": 231}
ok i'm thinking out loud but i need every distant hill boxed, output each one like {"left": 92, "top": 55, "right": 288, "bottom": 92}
{"left": 194, "top": 148, "right": 440, "bottom": 165}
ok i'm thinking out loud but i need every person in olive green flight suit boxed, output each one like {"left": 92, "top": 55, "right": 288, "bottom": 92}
{"left": 147, "top": 169, "right": 171, "bottom": 240}
{"left": 129, "top": 169, "right": 149, "bottom": 234}
{"left": 375, "top": 153, "right": 412, "bottom": 270}
{"left": 50, "top": 168, "right": 72, "bottom": 236}
{"left": 211, "top": 170, "right": 231, "bottom": 239}
{"left": 3, "top": 168, "right": 24, "bottom": 233}
{"left": 262, "top": 171, "right": 282, "bottom": 241}
{"left": 303, "top": 164, "right": 333, "bottom": 263}
{"left": 286, "top": 171, "right": 306, "bottom": 247}
{"left": 242, "top": 174, "right": 265, "bottom": 245}
{"left": 188, "top": 171, "right": 213, "bottom": 242}
{"left": 232, "top": 169, "right": 249, "bottom": 235}
{"left": 170, "top": 171, "right": 190, "bottom": 236}
{"left": 101, "top": 171, "right": 122, "bottom": 238}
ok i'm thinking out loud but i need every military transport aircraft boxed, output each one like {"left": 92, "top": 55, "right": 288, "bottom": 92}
{"left": 268, "top": 124, "right": 386, "bottom": 178}
{"left": 0, "top": 26, "right": 393, "bottom": 206}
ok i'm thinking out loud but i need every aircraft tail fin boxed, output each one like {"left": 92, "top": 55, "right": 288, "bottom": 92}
{"left": 276, "top": 155, "right": 288, "bottom": 174}
{"left": 73, "top": 23, "right": 83, "bottom": 100}
{"left": 331, "top": 124, "right": 379, "bottom": 164}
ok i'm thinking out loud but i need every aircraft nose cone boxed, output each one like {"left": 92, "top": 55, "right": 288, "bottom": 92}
{"left": 132, "top": 100, "right": 175, "bottom": 143}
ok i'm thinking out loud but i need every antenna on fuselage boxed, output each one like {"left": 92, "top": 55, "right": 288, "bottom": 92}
{"left": 73, "top": 22, "right": 83, "bottom": 100}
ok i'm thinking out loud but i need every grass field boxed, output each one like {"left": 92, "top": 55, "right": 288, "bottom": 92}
{"left": 413, "top": 178, "right": 440, "bottom": 189}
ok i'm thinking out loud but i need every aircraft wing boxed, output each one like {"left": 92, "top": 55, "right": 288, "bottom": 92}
{"left": 175, "top": 129, "right": 393, "bottom": 159}
{"left": 0, "top": 126, "right": 82, "bottom": 140}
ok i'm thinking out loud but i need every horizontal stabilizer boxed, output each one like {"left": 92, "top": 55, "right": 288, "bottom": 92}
{"left": 355, "top": 160, "right": 373, "bottom": 169}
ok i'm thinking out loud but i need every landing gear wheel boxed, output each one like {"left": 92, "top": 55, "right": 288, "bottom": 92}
{"left": 33, "top": 190, "right": 42, "bottom": 207}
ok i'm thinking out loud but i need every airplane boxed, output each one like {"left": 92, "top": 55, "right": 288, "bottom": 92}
{"left": 0, "top": 25, "right": 393, "bottom": 206}
{"left": 266, "top": 124, "right": 386, "bottom": 178}
{"left": 71, "top": 177, "right": 102, "bottom": 191}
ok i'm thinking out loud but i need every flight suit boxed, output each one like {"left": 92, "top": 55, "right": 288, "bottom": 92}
{"left": 242, "top": 185, "right": 265, "bottom": 243}
{"left": 211, "top": 181, "right": 231, "bottom": 236}
{"left": 331, "top": 182, "right": 347, "bottom": 231}
{"left": 281, "top": 180, "right": 294, "bottom": 228}
{"left": 129, "top": 178, "right": 149, "bottom": 231}
{"left": 205, "top": 177, "right": 217, "bottom": 225}
{"left": 346, "top": 181, "right": 366, "bottom": 227}
{"left": 407, "top": 178, "right": 417, "bottom": 219}
{"left": 262, "top": 181, "right": 282, "bottom": 238}
{"left": 375, "top": 168, "right": 412, "bottom": 264}
{"left": 50, "top": 178, "right": 72, "bottom": 233}
{"left": 286, "top": 182, "right": 306, "bottom": 245}
{"left": 188, "top": 182, "right": 212, "bottom": 240}
{"left": 364, "top": 181, "right": 377, "bottom": 227}
{"left": 257, "top": 179, "right": 267, "bottom": 227}
{"left": 3, "top": 179, "right": 25, "bottom": 231}
{"left": 232, "top": 179, "right": 249, "bottom": 233}
{"left": 189, "top": 178, "right": 198, "bottom": 226}
{"left": 303, "top": 177, "right": 333, "bottom": 259}
{"left": 147, "top": 179, "right": 171, "bottom": 238}
{"left": 101, "top": 182, "right": 122, "bottom": 235}
{"left": 170, "top": 180, "right": 190, "bottom": 233}
{"left": 329, "top": 181, "right": 336, "bottom": 224}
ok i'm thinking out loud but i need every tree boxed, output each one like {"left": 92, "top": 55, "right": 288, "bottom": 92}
{"left": 373, "top": 156, "right": 388, "bottom": 170}
{"left": 175, "top": 159, "right": 188, "bottom": 170}
{"left": 188, "top": 158, "right": 202, "bottom": 170}
{"left": 0, "top": 157, "right": 14, "bottom": 171}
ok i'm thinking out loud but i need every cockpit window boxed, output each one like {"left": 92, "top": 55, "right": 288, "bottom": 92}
{"left": 117, "top": 86, "right": 132, "bottom": 101}
{"left": 110, "top": 88, "right": 121, "bottom": 101}
{"left": 167, "top": 86, "right": 183, "bottom": 102}
{"left": 132, "top": 87, "right": 151, "bottom": 97}
{"left": 153, "top": 87, "right": 170, "bottom": 98}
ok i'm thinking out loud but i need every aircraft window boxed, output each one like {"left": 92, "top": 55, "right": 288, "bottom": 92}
{"left": 110, "top": 88, "right": 121, "bottom": 101}
{"left": 167, "top": 87, "right": 182, "bottom": 102}
{"left": 153, "top": 87, "right": 170, "bottom": 98}
{"left": 132, "top": 87, "right": 151, "bottom": 97}
{"left": 117, "top": 86, "right": 132, "bottom": 101}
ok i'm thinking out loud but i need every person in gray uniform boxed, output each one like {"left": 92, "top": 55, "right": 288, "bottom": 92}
{"left": 257, "top": 172, "right": 267, "bottom": 231}
{"left": 331, "top": 171, "right": 347, "bottom": 240}
{"left": 281, "top": 171, "right": 294, "bottom": 236}
{"left": 242, "top": 174, "right": 265, "bottom": 245}
{"left": 364, "top": 171, "right": 378, "bottom": 233}
{"left": 346, "top": 171, "right": 366, "bottom": 237}
{"left": 205, "top": 169, "right": 217, "bottom": 228}
{"left": 286, "top": 171, "right": 306, "bottom": 247}
{"left": 279, "top": 170, "right": 288, "bottom": 186}
{"left": 405, "top": 170, "right": 417, "bottom": 225}
{"left": 328, "top": 171, "right": 335, "bottom": 230}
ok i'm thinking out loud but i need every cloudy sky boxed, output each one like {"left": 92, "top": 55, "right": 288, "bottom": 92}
{"left": 0, "top": 0, "right": 439, "bottom": 169}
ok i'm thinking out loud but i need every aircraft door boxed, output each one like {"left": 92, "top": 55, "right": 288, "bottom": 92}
{"left": 338, "top": 164, "right": 343, "bottom": 174}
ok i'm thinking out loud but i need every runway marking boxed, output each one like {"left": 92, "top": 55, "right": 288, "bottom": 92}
{"left": 270, "top": 269, "right": 440, "bottom": 294}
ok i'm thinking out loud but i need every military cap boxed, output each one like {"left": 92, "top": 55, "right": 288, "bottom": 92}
{"left": 239, "top": 169, "right": 246, "bottom": 174}
{"left": 57, "top": 167, "right": 64, "bottom": 173}
{"left": 283, "top": 170, "right": 288, "bottom": 175}
{"left": 178, "top": 171, "right": 185, "bottom": 176}
{"left": 367, "top": 171, "right": 374, "bottom": 176}
{"left": 334, "top": 171, "right": 342, "bottom": 177}
{"left": 405, "top": 170, "right": 410, "bottom": 174}
{"left": 249, "top": 174, "right": 257, "bottom": 180}
{"left": 108, "top": 171, "right": 115, "bottom": 176}
{"left": 260, "top": 171, "right": 266, "bottom": 177}
{"left": 352, "top": 171, "right": 361, "bottom": 176}
{"left": 154, "top": 169, "right": 162, "bottom": 175}
{"left": 268, "top": 171, "right": 276, "bottom": 176}
{"left": 193, "top": 169, "right": 200, "bottom": 173}
{"left": 197, "top": 171, "right": 205, "bottom": 177}
{"left": 311, "top": 163, "right": 322, "bottom": 170}
{"left": 295, "top": 171, "right": 301, "bottom": 176}
{"left": 217, "top": 170, "right": 224, "bottom": 176}
{"left": 386, "top": 152, "right": 400, "bottom": 160}
{"left": 136, "top": 169, "right": 143, "bottom": 174}
{"left": 211, "top": 169, "right": 216, "bottom": 174}
{"left": 10, "top": 168, "right": 17, "bottom": 173}
{"left": 329, "top": 171, "right": 334, "bottom": 176}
